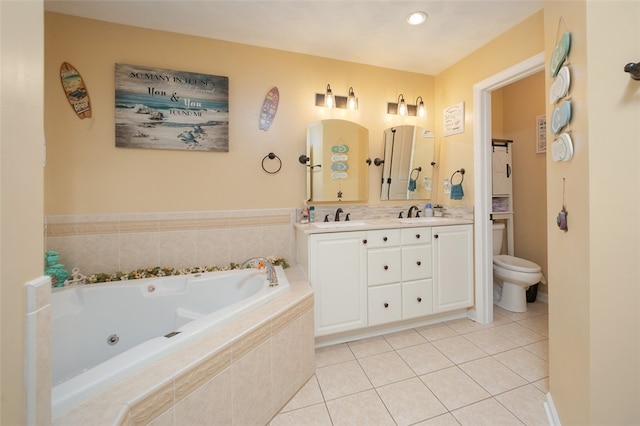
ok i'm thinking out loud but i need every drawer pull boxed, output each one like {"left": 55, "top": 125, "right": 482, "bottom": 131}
{"left": 416, "top": 234, "right": 421, "bottom": 239}
{"left": 417, "top": 297, "right": 422, "bottom": 303}
{"left": 416, "top": 261, "right": 421, "bottom": 266}
{"left": 383, "top": 236, "right": 388, "bottom": 242}
{"left": 383, "top": 265, "right": 389, "bottom": 270}
{"left": 434, "top": 234, "right": 439, "bottom": 239}
{"left": 363, "top": 239, "right": 368, "bottom": 244}
{"left": 384, "top": 302, "right": 389, "bottom": 308}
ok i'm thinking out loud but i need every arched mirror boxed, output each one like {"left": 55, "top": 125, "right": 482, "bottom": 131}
{"left": 379, "top": 125, "right": 435, "bottom": 200}
{"left": 305, "top": 120, "right": 369, "bottom": 202}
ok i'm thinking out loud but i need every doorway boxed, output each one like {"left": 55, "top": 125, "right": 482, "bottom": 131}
{"left": 470, "top": 53, "right": 545, "bottom": 324}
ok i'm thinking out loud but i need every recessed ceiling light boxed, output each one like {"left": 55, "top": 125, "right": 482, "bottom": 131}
{"left": 407, "top": 11, "right": 428, "bottom": 26}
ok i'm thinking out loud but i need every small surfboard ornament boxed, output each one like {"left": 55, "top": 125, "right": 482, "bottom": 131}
{"left": 259, "top": 86, "right": 279, "bottom": 131}
{"left": 60, "top": 62, "right": 91, "bottom": 119}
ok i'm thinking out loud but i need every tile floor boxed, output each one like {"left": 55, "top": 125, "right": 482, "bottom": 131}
{"left": 270, "top": 301, "right": 549, "bottom": 426}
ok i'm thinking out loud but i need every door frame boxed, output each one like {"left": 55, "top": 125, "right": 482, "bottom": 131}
{"left": 470, "top": 52, "right": 545, "bottom": 324}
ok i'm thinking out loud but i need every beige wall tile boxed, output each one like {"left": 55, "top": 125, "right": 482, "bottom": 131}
{"left": 174, "top": 367, "right": 233, "bottom": 425}
{"left": 232, "top": 341, "right": 272, "bottom": 425}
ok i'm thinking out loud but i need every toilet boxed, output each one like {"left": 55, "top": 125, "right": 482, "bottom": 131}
{"left": 492, "top": 222, "right": 543, "bottom": 312}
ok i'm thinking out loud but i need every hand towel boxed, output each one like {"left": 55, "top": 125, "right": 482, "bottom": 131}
{"left": 450, "top": 183, "right": 464, "bottom": 200}
{"left": 408, "top": 178, "right": 417, "bottom": 192}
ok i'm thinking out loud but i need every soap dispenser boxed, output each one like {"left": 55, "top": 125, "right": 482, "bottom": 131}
{"left": 424, "top": 203, "right": 433, "bottom": 217}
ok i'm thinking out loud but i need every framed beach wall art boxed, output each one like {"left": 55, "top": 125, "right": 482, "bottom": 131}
{"left": 115, "top": 64, "right": 229, "bottom": 152}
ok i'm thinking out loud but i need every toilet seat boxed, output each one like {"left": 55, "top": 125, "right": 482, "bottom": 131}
{"left": 493, "top": 255, "right": 541, "bottom": 274}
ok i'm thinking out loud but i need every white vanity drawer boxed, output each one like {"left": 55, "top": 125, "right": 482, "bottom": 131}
{"left": 403, "top": 279, "right": 433, "bottom": 319}
{"left": 368, "top": 283, "right": 402, "bottom": 326}
{"left": 400, "top": 227, "right": 432, "bottom": 245}
{"left": 365, "top": 229, "right": 401, "bottom": 248}
{"left": 402, "top": 245, "right": 432, "bottom": 281}
{"left": 367, "top": 247, "right": 402, "bottom": 286}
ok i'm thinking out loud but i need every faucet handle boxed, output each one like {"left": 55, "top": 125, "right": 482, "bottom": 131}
{"left": 324, "top": 214, "right": 330, "bottom": 222}
{"left": 345, "top": 213, "right": 351, "bottom": 221}
{"left": 398, "top": 211, "right": 404, "bottom": 218}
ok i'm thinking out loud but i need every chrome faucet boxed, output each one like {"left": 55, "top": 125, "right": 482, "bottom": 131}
{"left": 334, "top": 207, "right": 344, "bottom": 221}
{"left": 408, "top": 205, "right": 421, "bottom": 218}
{"left": 240, "top": 257, "right": 278, "bottom": 286}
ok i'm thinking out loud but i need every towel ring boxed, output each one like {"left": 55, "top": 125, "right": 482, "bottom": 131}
{"left": 410, "top": 166, "right": 422, "bottom": 180}
{"left": 450, "top": 168, "right": 465, "bottom": 184}
{"left": 262, "top": 152, "right": 282, "bottom": 174}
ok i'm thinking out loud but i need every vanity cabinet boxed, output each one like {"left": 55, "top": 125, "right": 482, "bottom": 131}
{"left": 297, "top": 220, "right": 473, "bottom": 338}
{"left": 366, "top": 228, "right": 433, "bottom": 326}
{"left": 307, "top": 231, "right": 367, "bottom": 336}
{"left": 432, "top": 224, "right": 474, "bottom": 312}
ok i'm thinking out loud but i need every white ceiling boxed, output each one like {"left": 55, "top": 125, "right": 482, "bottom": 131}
{"left": 44, "top": 0, "right": 542, "bottom": 75}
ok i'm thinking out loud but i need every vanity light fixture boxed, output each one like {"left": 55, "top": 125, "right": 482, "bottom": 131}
{"left": 347, "top": 87, "right": 358, "bottom": 111}
{"left": 387, "top": 93, "right": 425, "bottom": 117}
{"left": 324, "top": 84, "right": 335, "bottom": 108}
{"left": 315, "top": 84, "right": 359, "bottom": 110}
{"left": 416, "top": 96, "right": 426, "bottom": 117}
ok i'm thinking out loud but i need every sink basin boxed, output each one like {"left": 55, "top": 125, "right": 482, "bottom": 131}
{"left": 312, "top": 221, "right": 367, "bottom": 229}
{"left": 396, "top": 217, "right": 451, "bottom": 224}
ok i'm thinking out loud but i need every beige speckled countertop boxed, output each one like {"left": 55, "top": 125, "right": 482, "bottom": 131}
{"left": 294, "top": 217, "right": 473, "bottom": 235}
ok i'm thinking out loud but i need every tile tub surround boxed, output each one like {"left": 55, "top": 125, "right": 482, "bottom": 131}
{"left": 45, "top": 209, "right": 298, "bottom": 277}
{"left": 45, "top": 206, "right": 471, "bottom": 277}
{"left": 52, "top": 266, "right": 314, "bottom": 426}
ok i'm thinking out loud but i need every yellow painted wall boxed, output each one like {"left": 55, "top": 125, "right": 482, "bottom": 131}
{"left": 44, "top": 12, "right": 435, "bottom": 215}
{"left": 1, "top": 1, "right": 45, "bottom": 423}
{"left": 543, "top": 1, "right": 640, "bottom": 423}
{"left": 434, "top": 11, "right": 545, "bottom": 205}
{"left": 502, "top": 72, "right": 548, "bottom": 295}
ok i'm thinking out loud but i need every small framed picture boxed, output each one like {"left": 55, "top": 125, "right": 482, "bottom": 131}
{"left": 536, "top": 114, "right": 547, "bottom": 153}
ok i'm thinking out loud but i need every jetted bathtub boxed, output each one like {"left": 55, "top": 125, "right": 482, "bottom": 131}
{"left": 51, "top": 265, "right": 289, "bottom": 417}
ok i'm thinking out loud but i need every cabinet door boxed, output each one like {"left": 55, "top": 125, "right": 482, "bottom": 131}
{"left": 403, "top": 279, "right": 433, "bottom": 319}
{"left": 309, "top": 231, "right": 367, "bottom": 336}
{"left": 492, "top": 146, "right": 512, "bottom": 195}
{"left": 368, "top": 283, "right": 402, "bottom": 326}
{"left": 432, "top": 225, "right": 474, "bottom": 313}
{"left": 402, "top": 245, "right": 432, "bottom": 282}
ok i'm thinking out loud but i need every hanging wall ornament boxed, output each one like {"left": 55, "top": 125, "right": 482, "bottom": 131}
{"left": 59, "top": 62, "right": 92, "bottom": 119}
{"left": 259, "top": 86, "right": 279, "bottom": 131}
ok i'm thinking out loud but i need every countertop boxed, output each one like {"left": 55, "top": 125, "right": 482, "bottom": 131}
{"left": 294, "top": 217, "right": 473, "bottom": 235}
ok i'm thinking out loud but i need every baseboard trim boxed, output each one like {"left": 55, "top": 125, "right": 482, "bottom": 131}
{"left": 544, "top": 392, "right": 561, "bottom": 426}
{"left": 536, "top": 291, "right": 548, "bottom": 304}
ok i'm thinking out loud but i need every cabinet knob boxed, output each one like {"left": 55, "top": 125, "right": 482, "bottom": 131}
{"left": 434, "top": 234, "right": 439, "bottom": 239}
{"left": 383, "top": 236, "right": 388, "bottom": 242}
{"left": 363, "top": 239, "right": 368, "bottom": 244}
{"left": 416, "top": 234, "right": 421, "bottom": 239}
{"left": 383, "top": 265, "right": 389, "bottom": 270}
{"left": 417, "top": 297, "right": 422, "bottom": 303}
{"left": 416, "top": 261, "right": 421, "bottom": 266}
{"left": 384, "top": 302, "right": 389, "bottom": 308}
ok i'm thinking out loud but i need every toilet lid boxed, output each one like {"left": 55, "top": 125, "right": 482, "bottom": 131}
{"left": 493, "top": 255, "right": 541, "bottom": 273}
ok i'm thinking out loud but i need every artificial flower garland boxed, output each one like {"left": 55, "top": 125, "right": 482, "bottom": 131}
{"left": 79, "top": 256, "right": 289, "bottom": 285}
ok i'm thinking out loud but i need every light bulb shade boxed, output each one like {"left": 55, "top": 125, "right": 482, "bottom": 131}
{"left": 325, "top": 84, "right": 335, "bottom": 108}
{"left": 416, "top": 96, "right": 426, "bottom": 117}
{"left": 347, "top": 87, "right": 357, "bottom": 110}
{"left": 397, "top": 94, "right": 407, "bottom": 116}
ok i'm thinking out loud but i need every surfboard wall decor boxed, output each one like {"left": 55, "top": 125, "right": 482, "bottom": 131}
{"left": 60, "top": 62, "right": 92, "bottom": 119}
{"left": 259, "top": 86, "right": 279, "bottom": 131}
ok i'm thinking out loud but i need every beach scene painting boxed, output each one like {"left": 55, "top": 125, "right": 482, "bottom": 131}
{"left": 115, "top": 63, "right": 229, "bottom": 152}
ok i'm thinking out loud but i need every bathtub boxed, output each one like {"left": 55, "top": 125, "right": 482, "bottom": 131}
{"left": 51, "top": 266, "right": 290, "bottom": 418}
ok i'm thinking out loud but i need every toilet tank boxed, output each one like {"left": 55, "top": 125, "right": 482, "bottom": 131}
{"left": 492, "top": 222, "right": 505, "bottom": 255}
